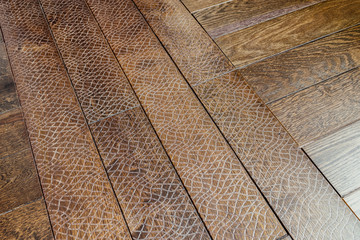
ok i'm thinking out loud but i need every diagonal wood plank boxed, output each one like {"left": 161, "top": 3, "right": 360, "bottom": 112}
{"left": 241, "top": 24, "right": 360, "bottom": 103}
{"left": 216, "top": 0, "right": 360, "bottom": 67}
{"left": 194, "top": 0, "right": 325, "bottom": 38}
{"left": 181, "top": 0, "right": 232, "bottom": 13}
{"left": 0, "top": 1, "right": 131, "bottom": 238}
{"left": 86, "top": 0, "right": 286, "bottom": 238}
{"left": 344, "top": 190, "right": 360, "bottom": 219}
{"left": 40, "top": 0, "right": 210, "bottom": 238}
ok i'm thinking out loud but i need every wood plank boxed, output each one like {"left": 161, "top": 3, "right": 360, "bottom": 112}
{"left": 87, "top": 0, "right": 286, "bottom": 238}
{"left": 0, "top": 149, "right": 42, "bottom": 214}
{"left": 241, "top": 24, "right": 360, "bottom": 103}
{"left": 181, "top": 0, "right": 232, "bottom": 13}
{"left": 304, "top": 120, "right": 360, "bottom": 197}
{"left": 344, "top": 190, "right": 360, "bottom": 219}
{"left": 90, "top": 107, "right": 210, "bottom": 239}
{"left": 0, "top": 1, "right": 131, "bottom": 238}
{"left": 216, "top": 0, "right": 360, "bottom": 67}
{"left": 194, "top": 0, "right": 324, "bottom": 38}
{"left": 0, "top": 108, "right": 29, "bottom": 159}
{"left": 269, "top": 67, "right": 360, "bottom": 147}
{"left": 193, "top": 70, "right": 360, "bottom": 239}
{"left": 40, "top": 0, "right": 209, "bottom": 237}
{"left": 0, "top": 199, "right": 53, "bottom": 240}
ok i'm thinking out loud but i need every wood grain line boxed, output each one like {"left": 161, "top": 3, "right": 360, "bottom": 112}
{"left": 181, "top": 0, "right": 232, "bottom": 13}
{"left": 344, "top": 189, "right": 360, "bottom": 219}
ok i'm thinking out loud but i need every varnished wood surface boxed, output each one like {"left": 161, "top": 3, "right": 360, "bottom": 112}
{"left": 269, "top": 67, "right": 360, "bottom": 147}
{"left": 216, "top": 0, "right": 360, "bottom": 67}
{"left": 181, "top": 0, "right": 232, "bottom": 13}
{"left": 194, "top": 70, "right": 360, "bottom": 239}
{"left": 304, "top": 120, "right": 360, "bottom": 197}
{"left": 241, "top": 24, "right": 360, "bottom": 103}
{"left": 0, "top": 199, "right": 53, "bottom": 240}
{"left": 87, "top": 0, "right": 286, "bottom": 238}
{"left": 0, "top": 0, "right": 131, "bottom": 238}
{"left": 344, "top": 190, "right": 360, "bottom": 219}
{"left": 194, "top": 0, "right": 324, "bottom": 38}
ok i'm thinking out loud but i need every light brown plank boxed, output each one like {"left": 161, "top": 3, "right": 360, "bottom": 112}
{"left": 304, "top": 120, "right": 360, "bottom": 196}
{"left": 269, "top": 67, "right": 360, "bottom": 147}
{"left": 344, "top": 190, "right": 360, "bottom": 219}
{"left": 0, "top": 1, "right": 131, "bottom": 238}
{"left": 181, "top": 0, "right": 232, "bottom": 13}
{"left": 194, "top": 0, "right": 324, "bottom": 38}
{"left": 87, "top": 0, "right": 286, "bottom": 238}
{"left": 0, "top": 199, "right": 53, "bottom": 240}
{"left": 216, "top": 0, "right": 360, "bottom": 67}
{"left": 194, "top": 70, "right": 360, "bottom": 239}
{"left": 90, "top": 107, "right": 210, "bottom": 239}
{"left": 241, "top": 24, "right": 360, "bottom": 103}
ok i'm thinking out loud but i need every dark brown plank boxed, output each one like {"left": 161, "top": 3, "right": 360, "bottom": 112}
{"left": 0, "top": 148, "right": 42, "bottom": 214}
{"left": 0, "top": 108, "right": 29, "bottom": 159}
{"left": 181, "top": 0, "right": 232, "bottom": 13}
{"left": 0, "top": 199, "right": 53, "bottom": 240}
{"left": 269, "top": 67, "right": 360, "bottom": 147}
{"left": 304, "top": 120, "right": 360, "bottom": 197}
{"left": 216, "top": 0, "right": 360, "bottom": 67}
{"left": 87, "top": 0, "right": 286, "bottom": 238}
{"left": 344, "top": 190, "right": 360, "bottom": 219}
{"left": 0, "top": 1, "right": 131, "bottom": 238}
{"left": 193, "top": 70, "right": 360, "bottom": 239}
{"left": 194, "top": 0, "right": 324, "bottom": 38}
{"left": 242, "top": 24, "right": 360, "bottom": 103}
{"left": 90, "top": 107, "right": 209, "bottom": 239}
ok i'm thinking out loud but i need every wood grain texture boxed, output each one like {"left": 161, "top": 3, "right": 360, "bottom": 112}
{"left": 193, "top": 70, "right": 360, "bottom": 239}
{"left": 269, "top": 67, "right": 360, "bottom": 147}
{"left": 241, "top": 24, "right": 360, "bottom": 103}
{"left": 304, "top": 120, "right": 360, "bottom": 197}
{"left": 0, "top": 199, "right": 53, "bottom": 240}
{"left": 132, "top": 0, "right": 234, "bottom": 85}
{"left": 90, "top": 107, "right": 210, "bottom": 239}
{"left": 344, "top": 190, "right": 360, "bottom": 219}
{"left": 87, "top": 0, "right": 286, "bottom": 238}
{"left": 181, "top": 0, "right": 232, "bottom": 13}
{"left": 0, "top": 1, "right": 131, "bottom": 238}
{"left": 194, "top": 0, "right": 324, "bottom": 38}
{"left": 0, "top": 108, "right": 29, "bottom": 159}
{"left": 216, "top": 0, "right": 360, "bottom": 67}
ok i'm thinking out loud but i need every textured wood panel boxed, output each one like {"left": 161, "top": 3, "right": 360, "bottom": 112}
{"left": 216, "top": 0, "right": 360, "bottom": 67}
{"left": 90, "top": 107, "right": 210, "bottom": 239}
{"left": 194, "top": 0, "right": 324, "bottom": 38}
{"left": 0, "top": 199, "right": 53, "bottom": 240}
{"left": 344, "top": 190, "right": 360, "bottom": 219}
{"left": 304, "top": 120, "right": 360, "bottom": 196}
{"left": 181, "top": 0, "right": 232, "bottom": 13}
{"left": 0, "top": 1, "right": 131, "bottom": 238}
{"left": 269, "top": 67, "right": 360, "bottom": 146}
{"left": 194, "top": 70, "right": 360, "bottom": 239}
{"left": 242, "top": 24, "right": 360, "bottom": 103}
{"left": 87, "top": 0, "right": 286, "bottom": 238}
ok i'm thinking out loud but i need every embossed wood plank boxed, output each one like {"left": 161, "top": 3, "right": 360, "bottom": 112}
{"left": 344, "top": 190, "right": 360, "bottom": 219}
{"left": 216, "top": 0, "right": 360, "bottom": 67}
{"left": 87, "top": 0, "right": 286, "bottom": 238}
{"left": 269, "top": 67, "right": 360, "bottom": 146}
{"left": 90, "top": 107, "right": 210, "bottom": 239}
{"left": 304, "top": 120, "right": 360, "bottom": 197}
{"left": 242, "top": 24, "right": 360, "bottom": 103}
{"left": 0, "top": 199, "right": 53, "bottom": 240}
{"left": 193, "top": 70, "right": 360, "bottom": 239}
{"left": 194, "top": 0, "right": 324, "bottom": 38}
{"left": 0, "top": 1, "right": 131, "bottom": 238}
{"left": 181, "top": 0, "right": 232, "bottom": 13}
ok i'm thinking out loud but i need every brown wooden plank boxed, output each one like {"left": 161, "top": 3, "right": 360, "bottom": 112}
{"left": 269, "top": 67, "right": 360, "bottom": 147}
{"left": 0, "top": 148, "right": 42, "bottom": 214}
{"left": 193, "top": 70, "right": 360, "bottom": 239}
{"left": 241, "top": 24, "right": 360, "bottom": 103}
{"left": 0, "top": 1, "right": 131, "bottom": 238}
{"left": 90, "top": 107, "right": 210, "bottom": 239}
{"left": 216, "top": 0, "right": 360, "bottom": 67}
{"left": 304, "top": 120, "right": 360, "bottom": 197}
{"left": 194, "top": 0, "right": 324, "bottom": 38}
{"left": 181, "top": 0, "right": 232, "bottom": 13}
{"left": 344, "top": 190, "right": 360, "bottom": 219}
{"left": 0, "top": 108, "right": 29, "bottom": 159}
{"left": 0, "top": 199, "right": 53, "bottom": 240}
{"left": 87, "top": 0, "right": 286, "bottom": 238}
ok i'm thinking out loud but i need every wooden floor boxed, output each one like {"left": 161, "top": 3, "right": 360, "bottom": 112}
{"left": 0, "top": 0, "right": 359, "bottom": 239}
